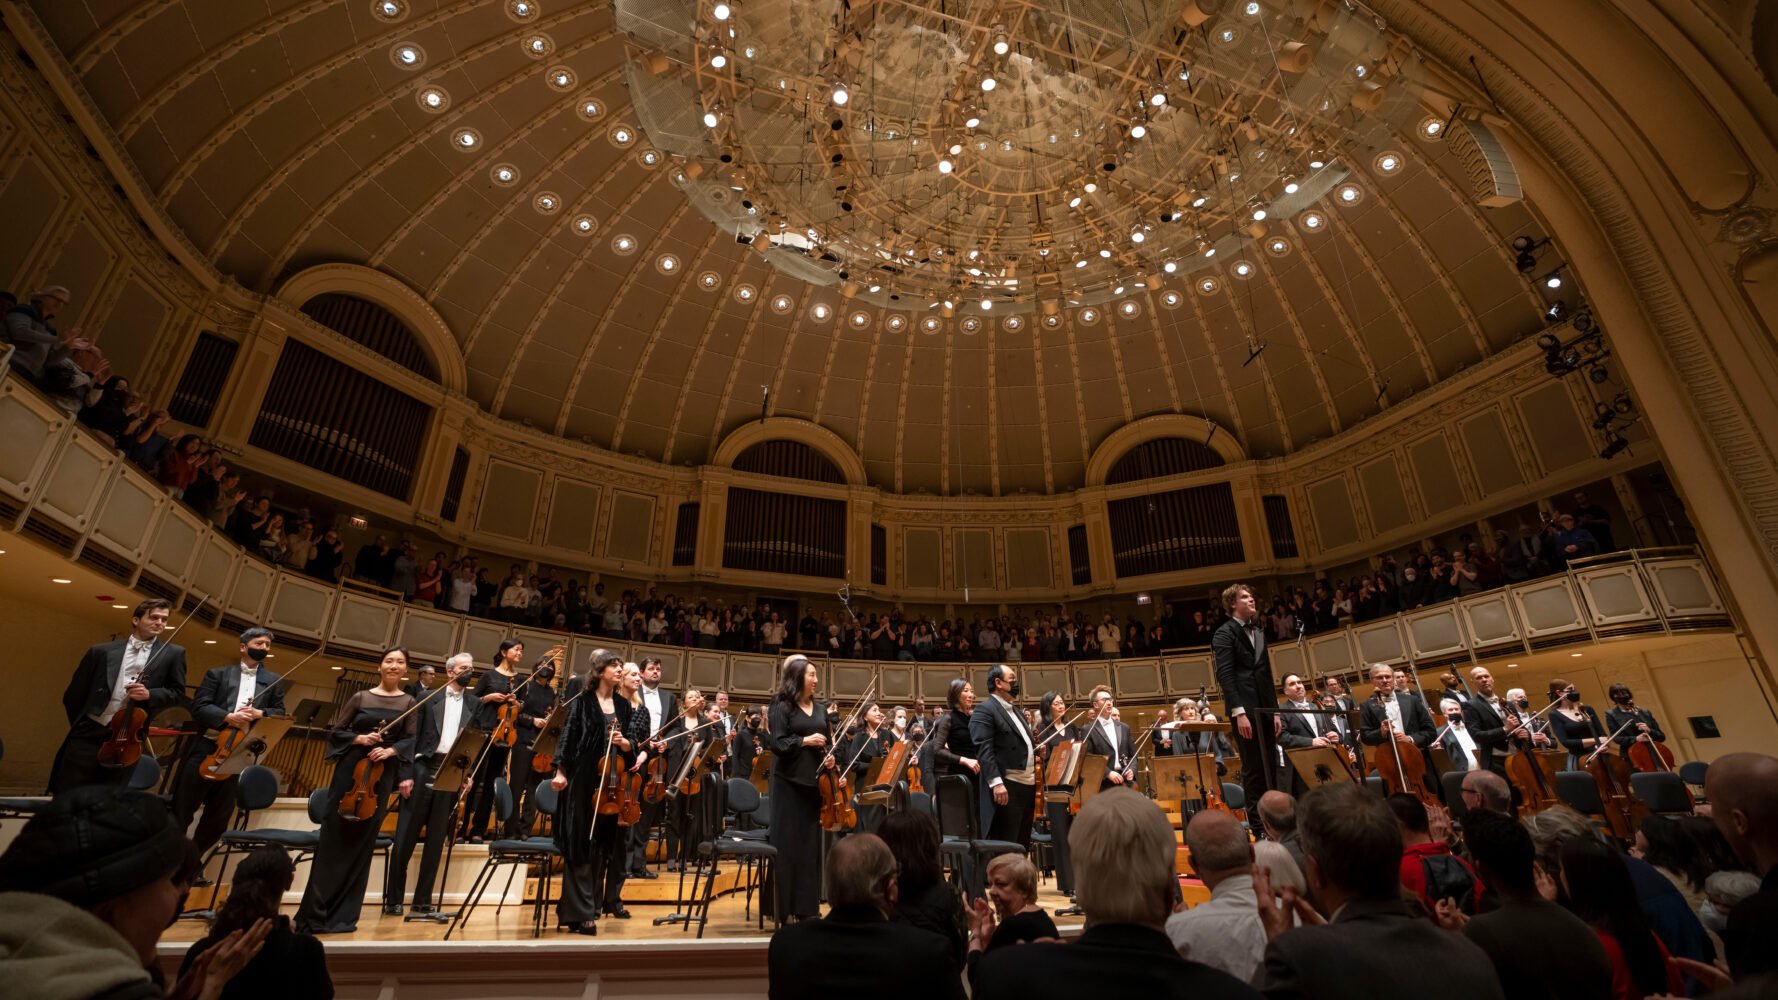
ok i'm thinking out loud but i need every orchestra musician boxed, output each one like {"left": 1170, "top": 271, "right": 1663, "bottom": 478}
{"left": 170, "top": 626, "right": 286, "bottom": 858}
{"left": 661, "top": 689, "right": 709, "bottom": 869}
{"left": 1276, "top": 673, "right": 1336, "bottom": 794}
{"left": 549, "top": 649, "right": 637, "bottom": 935}
{"left": 508, "top": 660, "right": 559, "bottom": 838}
{"left": 1604, "top": 684, "right": 1669, "bottom": 768}
{"left": 1358, "top": 664, "right": 1437, "bottom": 789}
{"left": 846, "top": 700, "right": 893, "bottom": 832}
{"left": 1437, "top": 698, "right": 1484, "bottom": 773}
{"left": 463, "top": 639, "right": 524, "bottom": 843}
{"left": 1035, "top": 690, "right": 1081, "bottom": 896}
{"left": 971, "top": 664, "right": 1037, "bottom": 850}
{"left": 1083, "top": 685, "right": 1136, "bottom": 791}
{"left": 1547, "top": 679, "right": 1609, "bottom": 769}
{"left": 930, "top": 679, "right": 983, "bottom": 781}
{"left": 384, "top": 652, "right": 474, "bottom": 918}
{"left": 295, "top": 645, "right": 417, "bottom": 934}
{"left": 1321, "top": 676, "right": 1356, "bottom": 748}
{"left": 1460, "top": 666, "right": 1515, "bottom": 775}
{"left": 1212, "top": 583, "right": 1279, "bottom": 809}
{"left": 628, "top": 657, "right": 676, "bottom": 879}
{"left": 51, "top": 598, "right": 188, "bottom": 794}
{"left": 764, "top": 654, "right": 840, "bottom": 923}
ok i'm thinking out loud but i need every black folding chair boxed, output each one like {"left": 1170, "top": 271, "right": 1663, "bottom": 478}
{"left": 447, "top": 778, "right": 559, "bottom": 940}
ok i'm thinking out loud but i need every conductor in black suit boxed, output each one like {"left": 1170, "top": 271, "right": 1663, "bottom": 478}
{"left": 1211, "top": 583, "right": 1278, "bottom": 813}
{"left": 170, "top": 626, "right": 287, "bottom": 856}
{"left": 50, "top": 598, "right": 189, "bottom": 793}
{"left": 386, "top": 652, "right": 474, "bottom": 918}
{"left": 970, "top": 664, "right": 1036, "bottom": 849}
{"left": 1082, "top": 685, "right": 1137, "bottom": 791}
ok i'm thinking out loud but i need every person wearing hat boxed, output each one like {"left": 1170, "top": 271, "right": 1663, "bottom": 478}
{"left": 0, "top": 786, "right": 269, "bottom": 1000}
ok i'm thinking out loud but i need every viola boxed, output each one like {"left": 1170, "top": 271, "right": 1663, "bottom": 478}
{"left": 98, "top": 705, "right": 149, "bottom": 770}
{"left": 339, "top": 752, "right": 386, "bottom": 821}
{"left": 619, "top": 766, "right": 644, "bottom": 826}
{"left": 905, "top": 736, "right": 925, "bottom": 794}
{"left": 595, "top": 752, "right": 626, "bottom": 817}
{"left": 490, "top": 698, "right": 520, "bottom": 748}
{"left": 642, "top": 753, "right": 668, "bottom": 803}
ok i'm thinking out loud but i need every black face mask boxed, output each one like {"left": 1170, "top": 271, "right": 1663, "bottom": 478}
{"left": 245, "top": 646, "right": 270, "bottom": 662}
{"left": 1565, "top": 690, "right": 1581, "bottom": 703}
{"left": 1610, "top": 691, "right": 1631, "bottom": 704}
{"left": 1007, "top": 680, "right": 1022, "bottom": 699}
{"left": 1517, "top": 699, "right": 1531, "bottom": 710}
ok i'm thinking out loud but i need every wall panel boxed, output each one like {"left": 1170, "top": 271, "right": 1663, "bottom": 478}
{"left": 1307, "top": 476, "right": 1360, "bottom": 550}
{"left": 1409, "top": 433, "right": 1466, "bottom": 515}
{"left": 1004, "top": 528, "right": 1053, "bottom": 589}
{"left": 904, "top": 528, "right": 942, "bottom": 588}
{"left": 607, "top": 492, "right": 656, "bottom": 563}
{"left": 1460, "top": 410, "right": 1525, "bottom": 496}
{"left": 544, "top": 478, "right": 600, "bottom": 553}
{"left": 477, "top": 461, "right": 542, "bottom": 541}
{"left": 1357, "top": 456, "right": 1411, "bottom": 533}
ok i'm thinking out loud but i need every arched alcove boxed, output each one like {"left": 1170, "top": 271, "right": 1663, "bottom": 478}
{"left": 1085, "top": 415, "right": 1247, "bottom": 488}
{"left": 712, "top": 417, "right": 867, "bottom": 486}
{"left": 276, "top": 264, "right": 467, "bottom": 393}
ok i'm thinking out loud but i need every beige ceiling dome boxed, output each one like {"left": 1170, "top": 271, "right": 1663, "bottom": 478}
{"left": 35, "top": 0, "right": 1548, "bottom": 495}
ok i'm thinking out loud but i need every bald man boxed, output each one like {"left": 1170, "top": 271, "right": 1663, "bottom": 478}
{"left": 1706, "top": 752, "right": 1778, "bottom": 981}
{"left": 1165, "top": 810, "right": 1266, "bottom": 981}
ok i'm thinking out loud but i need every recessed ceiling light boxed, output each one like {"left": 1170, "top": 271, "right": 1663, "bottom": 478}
{"left": 570, "top": 214, "right": 597, "bottom": 235}
{"left": 523, "top": 34, "right": 553, "bottom": 58}
{"left": 51, "top": 578, "right": 71, "bottom": 584}
{"left": 611, "top": 233, "right": 637, "bottom": 255}
{"left": 204, "top": 639, "right": 217, "bottom": 644}
{"left": 451, "top": 127, "right": 481, "bottom": 151}
{"left": 1129, "top": 124, "right": 1147, "bottom": 139}
{"left": 505, "top": 0, "right": 538, "bottom": 21}
{"left": 735, "top": 284, "right": 757, "bottom": 303}
{"left": 1507, "top": 663, "right": 1519, "bottom": 668}
{"left": 578, "top": 99, "right": 602, "bottom": 120}
{"left": 698, "top": 271, "right": 721, "bottom": 290}
{"left": 390, "top": 43, "right": 425, "bottom": 69}
{"left": 112, "top": 603, "right": 128, "bottom": 609}
{"left": 547, "top": 67, "right": 576, "bottom": 90}
{"left": 415, "top": 86, "right": 449, "bottom": 112}
{"left": 1570, "top": 652, "right": 1583, "bottom": 658}
{"left": 656, "top": 254, "right": 680, "bottom": 274}
{"left": 373, "top": 0, "right": 407, "bottom": 22}
{"left": 712, "top": 2, "right": 732, "bottom": 20}
{"left": 491, "top": 163, "right": 519, "bottom": 185}
{"left": 534, "top": 192, "right": 561, "bottom": 214}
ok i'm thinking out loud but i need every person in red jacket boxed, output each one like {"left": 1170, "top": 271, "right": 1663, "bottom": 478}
{"left": 1390, "top": 793, "right": 1486, "bottom": 915}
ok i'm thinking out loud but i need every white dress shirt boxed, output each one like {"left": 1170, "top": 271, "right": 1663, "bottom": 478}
{"left": 1098, "top": 716, "right": 1122, "bottom": 771}
{"left": 989, "top": 694, "right": 1035, "bottom": 788}
{"left": 233, "top": 665, "right": 259, "bottom": 712}
{"left": 1449, "top": 721, "right": 1480, "bottom": 770}
{"left": 96, "top": 636, "right": 156, "bottom": 724}
{"left": 437, "top": 687, "right": 467, "bottom": 754}
{"left": 643, "top": 685, "right": 664, "bottom": 729}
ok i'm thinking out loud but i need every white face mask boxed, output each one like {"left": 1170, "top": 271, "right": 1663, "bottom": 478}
{"left": 1699, "top": 900, "right": 1729, "bottom": 933}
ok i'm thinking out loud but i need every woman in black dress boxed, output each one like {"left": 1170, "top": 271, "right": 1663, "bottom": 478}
{"left": 549, "top": 649, "right": 635, "bottom": 935}
{"left": 844, "top": 700, "right": 893, "bottom": 833}
{"left": 927, "top": 678, "right": 982, "bottom": 780}
{"left": 464, "top": 638, "right": 524, "bottom": 842}
{"left": 1604, "top": 683, "right": 1670, "bottom": 769}
{"left": 764, "top": 654, "right": 839, "bottom": 922}
{"left": 509, "top": 661, "right": 559, "bottom": 837}
{"left": 1547, "top": 678, "right": 1609, "bottom": 770}
{"left": 1034, "top": 690, "right": 1081, "bottom": 896}
{"left": 295, "top": 645, "right": 417, "bottom": 934}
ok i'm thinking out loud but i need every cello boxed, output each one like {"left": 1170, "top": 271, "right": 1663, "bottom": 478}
{"left": 1500, "top": 697, "right": 1564, "bottom": 814}
{"left": 1373, "top": 701, "right": 1439, "bottom": 812}
{"left": 1584, "top": 716, "right": 1649, "bottom": 840}
{"left": 99, "top": 594, "right": 211, "bottom": 770}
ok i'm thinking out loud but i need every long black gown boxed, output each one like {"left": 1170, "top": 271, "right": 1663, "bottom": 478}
{"left": 1035, "top": 719, "right": 1081, "bottom": 895}
{"left": 465, "top": 667, "right": 517, "bottom": 837}
{"left": 552, "top": 692, "right": 650, "bottom": 923}
{"left": 765, "top": 697, "right": 839, "bottom": 920}
{"left": 1550, "top": 704, "right": 1608, "bottom": 770}
{"left": 295, "top": 689, "right": 416, "bottom": 934}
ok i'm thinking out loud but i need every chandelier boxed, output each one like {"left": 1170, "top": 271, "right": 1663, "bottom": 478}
{"left": 618, "top": 0, "right": 1424, "bottom": 315}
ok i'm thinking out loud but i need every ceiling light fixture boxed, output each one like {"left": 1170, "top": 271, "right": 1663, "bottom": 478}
{"left": 980, "top": 76, "right": 997, "bottom": 92}
{"left": 993, "top": 30, "right": 1010, "bottom": 56}
{"left": 712, "top": 2, "right": 732, "bottom": 20}
{"left": 831, "top": 83, "right": 850, "bottom": 106}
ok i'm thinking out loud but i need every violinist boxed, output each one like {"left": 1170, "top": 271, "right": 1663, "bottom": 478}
{"left": 1276, "top": 674, "right": 1336, "bottom": 794}
{"left": 661, "top": 689, "right": 707, "bottom": 870}
{"left": 385, "top": 652, "right": 473, "bottom": 918}
{"left": 50, "top": 598, "right": 188, "bottom": 793}
{"left": 1035, "top": 690, "right": 1081, "bottom": 897}
{"left": 889, "top": 705, "right": 912, "bottom": 744}
{"left": 171, "top": 626, "right": 286, "bottom": 857}
{"left": 848, "top": 700, "right": 893, "bottom": 832}
{"left": 1604, "top": 684, "right": 1669, "bottom": 769}
{"left": 1083, "top": 685, "right": 1136, "bottom": 791}
{"left": 462, "top": 639, "right": 524, "bottom": 843}
{"left": 507, "top": 660, "right": 559, "bottom": 838}
{"left": 764, "top": 654, "right": 840, "bottom": 922}
{"left": 1547, "top": 680, "right": 1608, "bottom": 770}
{"left": 1358, "top": 663, "right": 1437, "bottom": 790}
{"left": 549, "top": 649, "right": 635, "bottom": 935}
{"left": 929, "top": 679, "right": 983, "bottom": 781}
{"left": 1459, "top": 666, "right": 1514, "bottom": 775}
{"left": 971, "top": 665, "right": 1037, "bottom": 849}
{"left": 627, "top": 657, "right": 676, "bottom": 880}
{"left": 295, "top": 645, "right": 416, "bottom": 934}
{"left": 1437, "top": 698, "right": 1483, "bottom": 772}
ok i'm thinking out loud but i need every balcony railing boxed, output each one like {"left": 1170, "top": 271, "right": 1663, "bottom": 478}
{"left": 0, "top": 359, "right": 1736, "bottom": 717}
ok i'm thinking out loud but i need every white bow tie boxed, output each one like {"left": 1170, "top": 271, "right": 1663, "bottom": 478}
{"left": 239, "top": 666, "right": 258, "bottom": 677}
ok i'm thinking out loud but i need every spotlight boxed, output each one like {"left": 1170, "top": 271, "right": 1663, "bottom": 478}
{"left": 1150, "top": 91, "right": 1167, "bottom": 107}
{"left": 993, "top": 30, "right": 1009, "bottom": 55}
{"left": 1308, "top": 148, "right": 1328, "bottom": 169}
{"left": 1612, "top": 392, "right": 1635, "bottom": 414}
{"left": 1599, "top": 434, "right": 1629, "bottom": 460}
{"left": 937, "top": 158, "right": 954, "bottom": 174}
{"left": 703, "top": 109, "right": 720, "bottom": 128}
{"left": 1572, "top": 308, "right": 1596, "bottom": 333}
{"left": 980, "top": 76, "right": 997, "bottom": 92}
{"left": 1282, "top": 174, "right": 1300, "bottom": 194}
{"left": 1515, "top": 251, "right": 1538, "bottom": 273}
{"left": 1545, "top": 300, "right": 1567, "bottom": 322}
{"left": 831, "top": 83, "right": 850, "bottom": 106}
{"left": 1544, "top": 272, "right": 1563, "bottom": 289}
{"left": 1592, "top": 402, "right": 1616, "bottom": 430}
{"left": 709, "top": 51, "right": 728, "bottom": 69}
{"left": 712, "top": 2, "right": 732, "bottom": 20}
{"left": 1536, "top": 332, "right": 1561, "bottom": 352}
{"left": 1130, "top": 123, "right": 1147, "bottom": 139}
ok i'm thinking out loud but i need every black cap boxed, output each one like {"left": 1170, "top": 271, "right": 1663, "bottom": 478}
{"left": 0, "top": 786, "right": 186, "bottom": 907}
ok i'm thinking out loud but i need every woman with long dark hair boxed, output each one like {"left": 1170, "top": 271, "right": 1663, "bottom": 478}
{"left": 764, "top": 654, "right": 838, "bottom": 921}
{"left": 464, "top": 638, "right": 524, "bottom": 842}
{"left": 182, "top": 847, "right": 331, "bottom": 999}
{"left": 928, "top": 678, "right": 982, "bottom": 779}
{"left": 1560, "top": 837, "right": 1685, "bottom": 999}
{"left": 881, "top": 808, "right": 967, "bottom": 972}
{"left": 295, "top": 645, "right": 417, "bottom": 934}
{"left": 1034, "top": 689, "right": 1080, "bottom": 896}
{"left": 549, "top": 649, "right": 635, "bottom": 935}
{"left": 1547, "top": 679, "right": 1610, "bottom": 770}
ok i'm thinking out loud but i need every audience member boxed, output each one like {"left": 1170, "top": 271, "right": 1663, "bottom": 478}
{"left": 1389, "top": 793, "right": 1485, "bottom": 915}
{"left": 1254, "top": 783, "right": 1504, "bottom": 999}
{"left": 1706, "top": 752, "right": 1778, "bottom": 981}
{"left": 1454, "top": 810, "right": 1611, "bottom": 1000}
{"left": 765, "top": 834, "right": 964, "bottom": 1000}
{"left": 179, "top": 847, "right": 332, "bottom": 1000}
{"left": 973, "top": 789, "right": 1259, "bottom": 1000}
{"left": 1165, "top": 809, "right": 1268, "bottom": 981}
{"left": 1559, "top": 837, "right": 1685, "bottom": 998}
{"left": 1257, "top": 790, "right": 1308, "bottom": 878}
{"left": 0, "top": 786, "right": 269, "bottom": 1000}
{"left": 966, "top": 855, "right": 1058, "bottom": 990}
{"left": 879, "top": 809, "right": 967, "bottom": 972}
{"left": 1254, "top": 840, "right": 1306, "bottom": 897}
{"left": 1459, "top": 769, "right": 1512, "bottom": 817}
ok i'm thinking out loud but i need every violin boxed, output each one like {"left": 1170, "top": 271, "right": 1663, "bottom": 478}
{"left": 642, "top": 753, "right": 668, "bottom": 803}
{"left": 100, "top": 596, "right": 211, "bottom": 769}
{"left": 339, "top": 740, "right": 388, "bottom": 822}
{"left": 905, "top": 732, "right": 926, "bottom": 795}
{"left": 490, "top": 645, "right": 565, "bottom": 751}
{"left": 199, "top": 648, "right": 321, "bottom": 780}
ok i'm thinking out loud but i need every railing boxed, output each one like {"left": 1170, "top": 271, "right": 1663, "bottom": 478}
{"left": 0, "top": 365, "right": 1737, "bottom": 717}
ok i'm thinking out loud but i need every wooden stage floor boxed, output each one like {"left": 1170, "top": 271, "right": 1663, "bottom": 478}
{"left": 161, "top": 860, "right": 1089, "bottom": 944}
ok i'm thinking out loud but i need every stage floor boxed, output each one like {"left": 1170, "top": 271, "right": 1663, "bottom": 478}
{"left": 160, "top": 861, "right": 1087, "bottom": 944}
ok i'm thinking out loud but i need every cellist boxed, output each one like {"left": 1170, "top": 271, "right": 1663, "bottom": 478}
{"left": 1547, "top": 679, "right": 1609, "bottom": 770}
{"left": 1604, "top": 684, "right": 1671, "bottom": 770}
{"left": 50, "top": 599, "right": 187, "bottom": 794}
{"left": 170, "top": 626, "right": 286, "bottom": 858}
{"left": 1358, "top": 664, "right": 1437, "bottom": 790}
{"left": 549, "top": 649, "right": 634, "bottom": 936}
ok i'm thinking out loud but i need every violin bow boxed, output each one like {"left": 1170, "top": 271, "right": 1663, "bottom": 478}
{"left": 1583, "top": 715, "right": 1639, "bottom": 767}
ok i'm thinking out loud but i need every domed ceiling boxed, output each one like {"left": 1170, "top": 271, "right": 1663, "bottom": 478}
{"left": 30, "top": 0, "right": 1554, "bottom": 495}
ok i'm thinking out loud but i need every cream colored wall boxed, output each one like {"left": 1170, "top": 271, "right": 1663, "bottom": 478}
{"left": 0, "top": 592, "right": 114, "bottom": 792}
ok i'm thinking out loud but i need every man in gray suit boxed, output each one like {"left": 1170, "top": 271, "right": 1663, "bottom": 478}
{"left": 1253, "top": 783, "right": 1505, "bottom": 1000}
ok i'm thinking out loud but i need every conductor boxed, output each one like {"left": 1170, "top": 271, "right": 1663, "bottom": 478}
{"left": 1211, "top": 583, "right": 1277, "bottom": 817}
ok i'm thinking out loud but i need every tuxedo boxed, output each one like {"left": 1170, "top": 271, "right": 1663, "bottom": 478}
{"left": 628, "top": 685, "right": 678, "bottom": 874}
{"left": 1083, "top": 716, "right": 1137, "bottom": 791}
{"left": 1359, "top": 692, "right": 1438, "bottom": 749}
{"left": 1461, "top": 696, "right": 1512, "bottom": 775}
{"left": 51, "top": 636, "right": 188, "bottom": 793}
{"left": 970, "top": 695, "right": 1036, "bottom": 847}
{"left": 1211, "top": 615, "right": 1278, "bottom": 810}
{"left": 172, "top": 662, "right": 287, "bottom": 854}
{"left": 388, "top": 684, "right": 472, "bottom": 910}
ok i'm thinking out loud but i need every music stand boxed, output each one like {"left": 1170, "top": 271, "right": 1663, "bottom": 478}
{"left": 530, "top": 703, "right": 568, "bottom": 765}
{"left": 204, "top": 717, "right": 295, "bottom": 779}
{"left": 285, "top": 699, "right": 333, "bottom": 796}
{"left": 1150, "top": 755, "right": 1215, "bottom": 805}
{"left": 432, "top": 729, "right": 491, "bottom": 793}
{"left": 1287, "top": 746, "right": 1357, "bottom": 789}
{"left": 1426, "top": 745, "right": 1456, "bottom": 780}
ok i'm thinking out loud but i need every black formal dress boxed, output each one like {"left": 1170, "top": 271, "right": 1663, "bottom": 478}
{"left": 966, "top": 908, "right": 1062, "bottom": 991}
{"left": 767, "top": 904, "right": 965, "bottom": 1000}
{"left": 508, "top": 681, "right": 557, "bottom": 836}
{"left": 659, "top": 713, "right": 704, "bottom": 864}
{"left": 844, "top": 727, "right": 892, "bottom": 833}
{"left": 929, "top": 708, "right": 976, "bottom": 777}
{"left": 1211, "top": 615, "right": 1278, "bottom": 812}
{"left": 970, "top": 696, "right": 1036, "bottom": 849}
{"left": 386, "top": 683, "right": 471, "bottom": 910}
{"left": 180, "top": 916, "right": 332, "bottom": 1000}
{"left": 1605, "top": 705, "right": 1668, "bottom": 768}
{"left": 171, "top": 662, "right": 287, "bottom": 855}
{"left": 1549, "top": 704, "right": 1608, "bottom": 770}
{"left": 764, "top": 697, "right": 838, "bottom": 920}
{"left": 1258, "top": 898, "right": 1505, "bottom": 1000}
{"left": 973, "top": 922, "right": 1260, "bottom": 1000}
{"left": 1034, "top": 719, "right": 1080, "bottom": 895}
{"left": 295, "top": 690, "right": 416, "bottom": 933}
{"left": 551, "top": 691, "right": 647, "bottom": 924}
{"left": 51, "top": 636, "right": 187, "bottom": 793}
{"left": 464, "top": 668, "right": 518, "bottom": 839}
